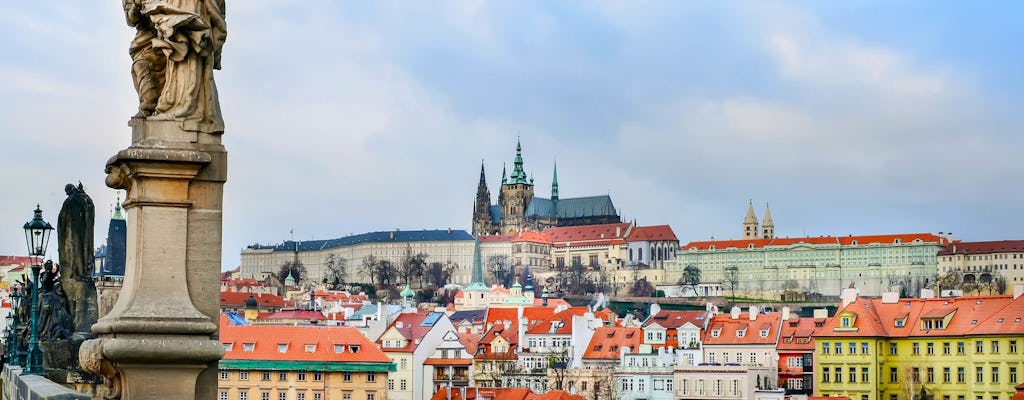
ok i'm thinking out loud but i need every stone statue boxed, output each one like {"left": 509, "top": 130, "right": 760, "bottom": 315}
{"left": 39, "top": 261, "right": 75, "bottom": 340}
{"left": 124, "top": 0, "right": 227, "bottom": 134}
{"left": 57, "top": 183, "right": 100, "bottom": 334}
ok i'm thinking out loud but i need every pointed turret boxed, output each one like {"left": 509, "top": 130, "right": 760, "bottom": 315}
{"left": 551, "top": 162, "right": 559, "bottom": 202}
{"left": 472, "top": 161, "right": 493, "bottom": 236}
{"left": 510, "top": 138, "right": 529, "bottom": 184}
{"left": 762, "top": 203, "right": 775, "bottom": 239}
{"left": 742, "top": 200, "right": 759, "bottom": 240}
{"left": 466, "top": 238, "right": 488, "bottom": 292}
{"left": 501, "top": 163, "right": 507, "bottom": 185}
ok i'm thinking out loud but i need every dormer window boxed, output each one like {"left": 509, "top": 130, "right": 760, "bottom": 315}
{"left": 334, "top": 344, "right": 346, "bottom": 353}
{"left": 711, "top": 329, "right": 721, "bottom": 338}
{"left": 278, "top": 343, "right": 289, "bottom": 353}
{"left": 305, "top": 344, "right": 316, "bottom": 353}
{"left": 243, "top": 343, "right": 255, "bottom": 352}
{"left": 841, "top": 317, "right": 852, "bottom": 328}
{"left": 760, "top": 329, "right": 769, "bottom": 338}
{"left": 223, "top": 342, "right": 233, "bottom": 352}
{"left": 736, "top": 329, "right": 746, "bottom": 338}
{"left": 921, "top": 319, "right": 945, "bottom": 330}
{"left": 351, "top": 345, "right": 360, "bottom": 353}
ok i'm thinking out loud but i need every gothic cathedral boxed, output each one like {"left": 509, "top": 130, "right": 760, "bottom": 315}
{"left": 472, "top": 140, "right": 621, "bottom": 236}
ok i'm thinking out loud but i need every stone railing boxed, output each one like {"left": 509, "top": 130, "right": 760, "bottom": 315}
{"left": 2, "top": 364, "right": 90, "bottom": 400}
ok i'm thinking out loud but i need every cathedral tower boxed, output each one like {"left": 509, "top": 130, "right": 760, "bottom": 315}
{"left": 742, "top": 200, "right": 759, "bottom": 240}
{"left": 761, "top": 203, "right": 774, "bottom": 239}
{"left": 472, "top": 161, "right": 495, "bottom": 236}
{"left": 499, "top": 139, "right": 535, "bottom": 234}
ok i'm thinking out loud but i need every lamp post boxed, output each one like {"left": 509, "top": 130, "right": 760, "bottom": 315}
{"left": 23, "top": 205, "right": 53, "bottom": 375}
{"left": 5, "top": 288, "right": 22, "bottom": 366}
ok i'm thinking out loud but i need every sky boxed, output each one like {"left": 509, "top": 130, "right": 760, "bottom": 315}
{"left": 1, "top": 1, "right": 1023, "bottom": 272}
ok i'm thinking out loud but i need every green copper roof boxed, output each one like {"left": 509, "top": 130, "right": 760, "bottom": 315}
{"left": 400, "top": 284, "right": 415, "bottom": 298}
{"left": 551, "top": 162, "right": 559, "bottom": 202}
{"left": 466, "top": 237, "right": 488, "bottom": 291}
{"left": 509, "top": 139, "right": 530, "bottom": 185}
{"left": 112, "top": 201, "right": 125, "bottom": 220}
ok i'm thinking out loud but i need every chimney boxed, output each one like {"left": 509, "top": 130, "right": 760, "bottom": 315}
{"left": 781, "top": 307, "right": 790, "bottom": 321}
{"left": 813, "top": 309, "right": 828, "bottom": 319}
{"left": 881, "top": 292, "right": 900, "bottom": 304}
{"left": 749, "top": 306, "right": 758, "bottom": 321}
{"left": 1014, "top": 284, "right": 1024, "bottom": 299}
{"left": 616, "top": 226, "right": 621, "bottom": 237}
{"left": 730, "top": 307, "right": 741, "bottom": 320}
{"left": 841, "top": 287, "right": 858, "bottom": 308}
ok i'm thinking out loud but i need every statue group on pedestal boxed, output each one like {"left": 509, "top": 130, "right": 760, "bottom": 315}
{"left": 124, "top": 0, "right": 227, "bottom": 134}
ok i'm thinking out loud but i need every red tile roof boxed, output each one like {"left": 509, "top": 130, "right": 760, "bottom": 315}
{"left": 777, "top": 317, "right": 821, "bottom": 351}
{"left": 0, "top": 256, "right": 40, "bottom": 268}
{"left": 264, "top": 310, "right": 326, "bottom": 321}
{"left": 377, "top": 312, "right": 440, "bottom": 352}
{"left": 583, "top": 327, "right": 642, "bottom": 360}
{"left": 513, "top": 231, "right": 551, "bottom": 244}
{"left": 544, "top": 223, "right": 632, "bottom": 248}
{"left": 938, "top": 240, "right": 1024, "bottom": 255}
{"left": 703, "top": 313, "right": 781, "bottom": 346}
{"left": 458, "top": 333, "right": 483, "bottom": 355}
{"left": 626, "top": 225, "right": 678, "bottom": 242}
{"left": 683, "top": 233, "right": 943, "bottom": 251}
{"left": 642, "top": 310, "right": 706, "bottom": 329}
{"left": 476, "top": 324, "right": 519, "bottom": 360}
{"left": 479, "top": 235, "right": 514, "bottom": 243}
{"left": 221, "top": 322, "right": 390, "bottom": 363}
{"left": 817, "top": 295, "right": 1024, "bottom": 338}
{"left": 220, "top": 292, "right": 286, "bottom": 308}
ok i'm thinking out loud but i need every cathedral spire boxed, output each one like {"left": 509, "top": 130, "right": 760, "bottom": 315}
{"left": 466, "top": 237, "right": 489, "bottom": 291}
{"left": 510, "top": 138, "right": 528, "bottom": 184}
{"left": 743, "top": 200, "right": 759, "bottom": 240}
{"left": 551, "top": 161, "right": 559, "bottom": 202}
{"left": 501, "top": 163, "right": 507, "bottom": 185}
{"left": 762, "top": 203, "right": 775, "bottom": 239}
{"left": 477, "top": 160, "right": 487, "bottom": 188}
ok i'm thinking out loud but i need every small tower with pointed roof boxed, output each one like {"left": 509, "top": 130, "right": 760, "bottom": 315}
{"left": 498, "top": 138, "right": 535, "bottom": 235}
{"left": 743, "top": 200, "right": 760, "bottom": 240}
{"left": 761, "top": 203, "right": 774, "bottom": 239}
{"left": 472, "top": 161, "right": 496, "bottom": 236}
{"left": 551, "top": 161, "right": 559, "bottom": 203}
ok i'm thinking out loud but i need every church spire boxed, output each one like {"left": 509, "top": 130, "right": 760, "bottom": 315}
{"left": 551, "top": 161, "right": 559, "bottom": 202}
{"left": 510, "top": 138, "right": 528, "bottom": 184}
{"left": 742, "top": 200, "right": 759, "bottom": 239}
{"left": 761, "top": 203, "right": 775, "bottom": 239}
{"left": 466, "top": 237, "right": 488, "bottom": 291}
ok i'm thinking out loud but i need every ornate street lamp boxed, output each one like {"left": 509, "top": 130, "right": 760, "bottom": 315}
{"left": 6, "top": 288, "right": 23, "bottom": 366}
{"left": 23, "top": 205, "right": 53, "bottom": 375}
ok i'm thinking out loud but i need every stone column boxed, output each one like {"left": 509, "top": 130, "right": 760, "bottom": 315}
{"left": 81, "top": 119, "right": 225, "bottom": 399}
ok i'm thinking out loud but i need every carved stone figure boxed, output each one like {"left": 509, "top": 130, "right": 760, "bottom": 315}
{"left": 38, "top": 261, "right": 75, "bottom": 340}
{"left": 57, "top": 183, "right": 100, "bottom": 334}
{"left": 124, "top": 0, "right": 227, "bottom": 134}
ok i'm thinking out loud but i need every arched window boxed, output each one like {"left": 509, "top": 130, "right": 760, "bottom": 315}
{"left": 629, "top": 248, "right": 634, "bottom": 261}
{"left": 638, "top": 248, "right": 643, "bottom": 261}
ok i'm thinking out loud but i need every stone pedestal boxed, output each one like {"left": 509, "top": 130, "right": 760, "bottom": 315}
{"left": 80, "top": 119, "right": 226, "bottom": 399}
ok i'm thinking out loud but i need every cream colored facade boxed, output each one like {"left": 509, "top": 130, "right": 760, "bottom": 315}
{"left": 218, "top": 368, "right": 387, "bottom": 400}
{"left": 937, "top": 240, "right": 1024, "bottom": 294}
{"left": 240, "top": 230, "right": 510, "bottom": 286}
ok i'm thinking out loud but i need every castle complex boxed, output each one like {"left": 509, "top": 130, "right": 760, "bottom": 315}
{"left": 472, "top": 140, "right": 621, "bottom": 236}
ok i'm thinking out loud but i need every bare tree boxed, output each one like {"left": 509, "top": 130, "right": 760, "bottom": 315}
{"left": 935, "top": 271, "right": 960, "bottom": 293}
{"left": 278, "top": 261, "right": 306, "bottom": 286}
{"left": 398, "top": 246, "right": 429, "bottom": 287}
{"left": 378, "top": 260, "right": 397, "bottom": 288}
{"left": 679, "top": 265, "right": 701, "bottom": 296}
{"left": 723, "top": 265, "right": 739, "bottom": 300}
{"left": 628, "top": 277, "right": 655, "bottom": 297}
{"left": 487, "top": 255, "right": 513, "bottom": 287}
{"left": 323, "top": 254, "right": 346, "bottom": 289}
{"left": 359, "top": 255, "right": 380, "bottom": 286}
{"left": 425, "top": 262, "right": 457, "bottom": 287}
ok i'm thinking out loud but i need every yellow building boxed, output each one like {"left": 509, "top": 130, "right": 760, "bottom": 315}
{"left": 219, "top": 321, "right": 394, "bottom": 400}
{"left": 815, "top": 290, "right": 1024, "bottom": 400}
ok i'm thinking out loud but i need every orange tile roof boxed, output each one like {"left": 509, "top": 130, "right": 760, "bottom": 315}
{"left": 544, "top": 223, "right": 631, "bottom": 247}
{"left": 513, "top": 230, "right": 552, "bottom": 244}
{"left": 939, "top": 240, "right": 1024, "bottom": 255}
{"left": 626, "top": 225, "right": 678, "bottom": 242}
{"left": 220, "top": 292, "right": 285, "bottom": 308}
{"left": 683, "top": 233, "right": 943, "bottom": 251}
{"left": 776, "top": 317, "right": 821, "bottom": 351}
{"left": 479, "top": 235, "right": 514, "bottom": 243}
{"left": 532, "top": 298, "right": 571, "bottom": 308}
{"left": 377, "top": 312, "right": 441, "bottom": 352}
{"left": 264, "top": 310, "right": 326, "bottom": 321}
{"left": 643, "top": 310, "right": 706, "bottom": 329}
{"left": 817, "top": 295, "right": 1024, "bottom": 338}
{"left": 703, "top": 313, "right": 781, "bottom": 346}
{"left": 476, "top": 324, "right": 519, "bottom": 360}
{"left": 221, "top": 322, "right": 390, "bottom": 363}
{"left": 583, "top": 327, "right": 642, "bottom": 360}
{"left": 458, "top": 333, "right": 483, "bottom": 354}
{"left": 431, "top": 388, "right": 585, "bottom": 400}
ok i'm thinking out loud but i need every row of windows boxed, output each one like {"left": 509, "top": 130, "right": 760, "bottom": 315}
{"left": 386, "top": 379, "right": 408, "bottom": 391}
{"left": 218, "top": 370, "right": 374, "bottom": 383}
{"left": 676, "top": 378, "right": 740, "bottom": 397}
{"left": 823, "top": 340, "right": 1019, "bottom": 356}
{"left": 220, "top": 392, "right": 375, "bottom": 400}
{"left": 823, "top": 366, "right": 1019, "bottom": 385}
